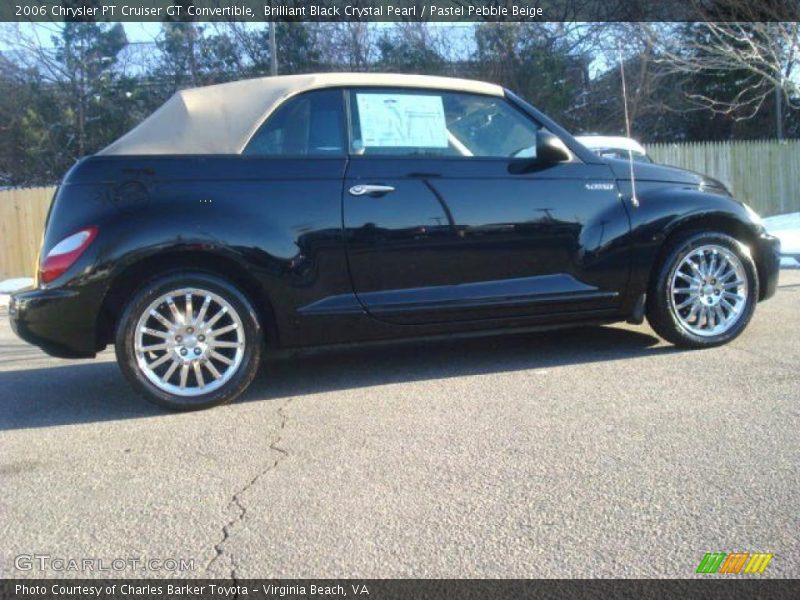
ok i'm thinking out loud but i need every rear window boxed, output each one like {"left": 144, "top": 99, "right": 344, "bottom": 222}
{"left": 243, "top": 89, "right": 345, "bottom": 157}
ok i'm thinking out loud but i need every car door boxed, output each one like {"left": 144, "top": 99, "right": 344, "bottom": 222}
{"left": 342, "top": 87, "right": 631, "bottom": 325}
{"left": 237, "top": 87, "right": 353, "bottom": 345}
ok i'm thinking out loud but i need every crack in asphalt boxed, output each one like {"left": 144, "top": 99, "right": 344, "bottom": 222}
{"left": 207, "top": 399, "right": 292, "bottom": 584}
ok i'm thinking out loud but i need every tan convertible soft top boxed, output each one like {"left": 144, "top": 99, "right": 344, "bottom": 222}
{"left": 99, "top": 73, "right": 504, "bottom": 156}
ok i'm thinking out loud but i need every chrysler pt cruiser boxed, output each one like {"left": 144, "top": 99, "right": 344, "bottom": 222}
{"left": 9, "top": 73, "right": 781, "bottom": 410}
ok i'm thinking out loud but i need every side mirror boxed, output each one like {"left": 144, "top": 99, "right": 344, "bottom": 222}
{"left": 536, "top": 130, "right": 571, "bottom": 163}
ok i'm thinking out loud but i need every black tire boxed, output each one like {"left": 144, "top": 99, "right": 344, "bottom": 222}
{"left": 115, "top": 271, "right": 262, "bottom": 411}
{"left": 646, "top": 231, "right": 759, "bottom": 348}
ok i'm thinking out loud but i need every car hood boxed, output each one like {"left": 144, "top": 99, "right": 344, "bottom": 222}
{"left": 605, "top": 157, "right": 728, "bottom": 193}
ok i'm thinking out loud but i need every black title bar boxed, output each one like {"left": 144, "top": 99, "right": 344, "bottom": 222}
{"left": 3, "top": 0, "right": 800, "bottom": 23}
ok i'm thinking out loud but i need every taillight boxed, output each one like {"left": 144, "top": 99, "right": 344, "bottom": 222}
{"left": 39, "top": 226, "right": 98, "bottom": 284}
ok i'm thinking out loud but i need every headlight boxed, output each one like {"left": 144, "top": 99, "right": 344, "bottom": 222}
{"left": 699, "top": 178, "right": 731, "bottom": 196}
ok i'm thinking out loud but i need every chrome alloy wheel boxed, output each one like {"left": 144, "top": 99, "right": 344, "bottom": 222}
{"left": 669, "top": 244, "right": 749, "bottom": 337}
{"left": 134, "top": 288, "right": 245, "bottom": 396}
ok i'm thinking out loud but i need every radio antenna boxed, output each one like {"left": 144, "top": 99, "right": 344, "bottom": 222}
{"left": 618, "top": 42, "right": 639, "bottom": 208}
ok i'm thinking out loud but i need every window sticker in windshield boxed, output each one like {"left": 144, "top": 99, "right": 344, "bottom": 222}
{"left": 356, "top": 93, "right": 448, "bottom": 148}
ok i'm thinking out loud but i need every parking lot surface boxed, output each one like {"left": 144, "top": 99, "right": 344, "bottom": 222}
{"left": 1, "top": 270, "right": 798, "bottom": 579}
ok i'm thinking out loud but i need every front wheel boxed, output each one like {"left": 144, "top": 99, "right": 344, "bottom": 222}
{"left": 116, "top": 272, "right": 262, "bottom": 410}
{"left": 646, "top": 232, "right": 759, "bottom": 348}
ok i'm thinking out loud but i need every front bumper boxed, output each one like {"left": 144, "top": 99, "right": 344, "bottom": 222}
{"left": 9, "top": 287, "right": 99, "bottom": 358}
{"left": 754, "top": 232, "right": 781, "bottom": 301}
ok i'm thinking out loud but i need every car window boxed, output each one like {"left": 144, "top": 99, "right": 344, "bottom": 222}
{"left": 244, "top": 89, "right": 345, "bottom": 157}
{"left": 596, "top": 149, "right": 652, "bottom": 163}
{"left": 348, "top": 89, "right": 540, "bottom": 158}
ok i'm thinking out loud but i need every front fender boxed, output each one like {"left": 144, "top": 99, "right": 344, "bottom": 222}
{"left": 620, "top": 182, "right": 764, "bottom": 299}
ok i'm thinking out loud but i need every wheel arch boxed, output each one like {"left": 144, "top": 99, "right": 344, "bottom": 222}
{"left": 650, "top": 211, "right": 766, "bottom": 298}
{"left": 96, "top": 249, "right": 280, "bottom": 350}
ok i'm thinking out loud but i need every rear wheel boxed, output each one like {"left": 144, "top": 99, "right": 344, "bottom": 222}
{"left": 646, "top": 232, "right": 758, "bottom": 348}
{"left": 116, "top": 272, "right": 262, "bottom": 410}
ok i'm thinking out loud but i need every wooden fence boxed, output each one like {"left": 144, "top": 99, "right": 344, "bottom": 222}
{"left": 648, "top": 140, "right": 800, "bottom": 217}
{"left": 1, "top": 140, "right": 799, "bottom": 278}
{"left": 0, "top": 186, "right": 55, "bottom": 280}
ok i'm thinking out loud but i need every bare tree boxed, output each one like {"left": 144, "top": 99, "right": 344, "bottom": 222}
{"left": 582, "top": 24, "right": 675, "bottom": 124}
{"left": 374, "top": 22, "right": 451, "bottom": 74}
{"left": 321, "top": 23, "right": 374, "bottom": 71}
{"left": 1, "top": 22, "right": 128, "bottom": 158}
{"left": 644, "top": 7, "right": 800, "bottom": 137}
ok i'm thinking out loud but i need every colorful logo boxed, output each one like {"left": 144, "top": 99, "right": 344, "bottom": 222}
{"left": 697, "top": 552, "right": 773, "bottom": 574}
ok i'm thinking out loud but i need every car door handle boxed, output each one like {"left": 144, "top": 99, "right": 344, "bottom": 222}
{"left": 349, "top": 184, "right": 395, "bottom": 196}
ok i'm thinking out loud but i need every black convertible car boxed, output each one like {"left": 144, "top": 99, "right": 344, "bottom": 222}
{"left": 10, "top": 73, "right": 780, "bottom": 410}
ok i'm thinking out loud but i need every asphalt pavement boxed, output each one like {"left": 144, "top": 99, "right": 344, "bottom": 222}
{"left": 1, "top": 270, "right": 798, "bottom": 579}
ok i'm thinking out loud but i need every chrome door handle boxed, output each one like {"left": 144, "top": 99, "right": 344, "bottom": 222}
{"left": 349, "top": 184, "right": 395, "bottom": 196}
